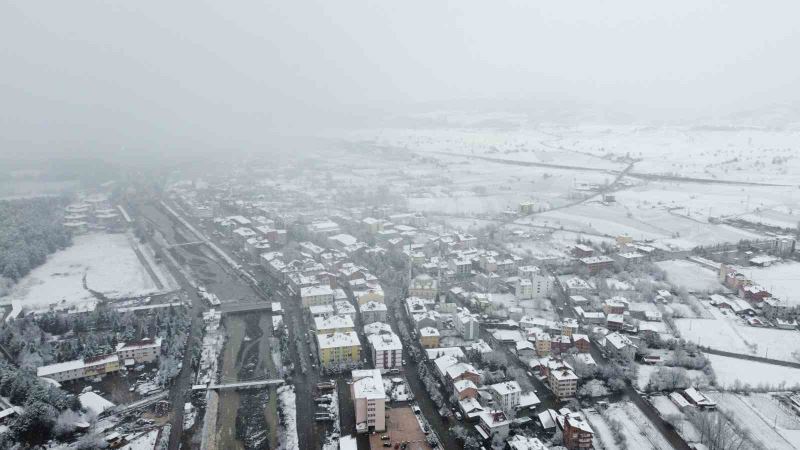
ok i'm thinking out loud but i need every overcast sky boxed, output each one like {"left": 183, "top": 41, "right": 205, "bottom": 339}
{"left": 1, "top": 1, "right": 799, "bottom": 158}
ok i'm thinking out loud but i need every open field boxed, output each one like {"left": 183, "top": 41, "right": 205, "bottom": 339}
{"left": 674, "top": 307, "right": 800, "bottom": 362}
{"left": 2, "top": 232, "right": 171, "bottom": 316}
{"left": 583, "top": 408, "right": 623, "bottom": 450}
{"left": 656, "top": 259, "right": 724, "bottom": 293}
{"left": 707, "top": 354, "right": 800, "bottom": 389}
{"left": 709, "top": 392, "right": 800, "bottom": 450}
{"left": 526, "top": 201, "right": 763, "bottom": 250}
{"left": 739, "top": 261, "right": 800, "bottom": 306}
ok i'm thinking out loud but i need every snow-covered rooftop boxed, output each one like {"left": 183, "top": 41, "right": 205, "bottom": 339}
{"left": 351, "top": 369, "right": 385, "bottom": 400}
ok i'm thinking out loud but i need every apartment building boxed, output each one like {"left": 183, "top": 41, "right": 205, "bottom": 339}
{"left": 351, "top": 369, "right": 386, "bottom": 433}
{"left": 367, "top": 332, "right": 403, "bottom": 370}
{"left": 489, "top": 380, "right": 522, "bottom": 413}
{"left": 116, "top": 337, "right": 162, "bottom": 364}
{"left": 37, "top": 354, "right": 121, "bottom": 383}
{"left": 300, "top": 285, "right": 335, "bottom": 308}
{"left": 317, "top": 331, "right": 362, "bottom": 367}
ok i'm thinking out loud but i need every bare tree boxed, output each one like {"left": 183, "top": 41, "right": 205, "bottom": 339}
{"left": 686, "top": 410, "right": 753, "bottom": 450}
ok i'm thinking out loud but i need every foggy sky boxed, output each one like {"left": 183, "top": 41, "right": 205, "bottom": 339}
{"left": 2, "top": 1, "right": 799, "bottom": 159}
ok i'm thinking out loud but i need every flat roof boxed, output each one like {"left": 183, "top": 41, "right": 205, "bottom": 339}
{"left": 317, "top": 331, "right": 361, "bottom": 349}
{"left": 351, "top": 369, "right": 385, "bottom": 400}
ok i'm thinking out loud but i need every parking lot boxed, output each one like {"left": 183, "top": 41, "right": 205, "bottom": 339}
{"left": 368, "top": 406, "right": 432, "bottom": 450}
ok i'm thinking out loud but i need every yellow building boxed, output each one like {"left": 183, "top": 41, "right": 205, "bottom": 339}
{"left": 533, "top": 332, "right": 551, "bottom": 356}
{"left": 419, "top": 327, "right": 440, "bottom": 349}
{"left": 616, "top": 235, "right": 633, "bottom": 246}
{"left": 317, "top": 331, "right": 362, "bottom": 367}
{"left": 36, "top": 354, "right": 120, "bottom": 383}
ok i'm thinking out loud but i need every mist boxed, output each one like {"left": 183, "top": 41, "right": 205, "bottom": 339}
{"left": 2, "top": 0, "right": 800, "bottom": 161}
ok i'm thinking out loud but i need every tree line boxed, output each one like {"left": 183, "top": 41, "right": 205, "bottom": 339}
{"left": 0, "top": 362, "right": 81, "bottom": 446}
{"left": 0, "top": 197, "right": 71, "bottom": 282}
{"left": 0, "top": 303, "right": 190, "bottom": 386}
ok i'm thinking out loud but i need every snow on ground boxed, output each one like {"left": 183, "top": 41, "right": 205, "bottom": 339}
{"left": 83, "top": 234, "right": 161, "bottom": 298}
{"left": 674, "top": 307, "right": 800, "bottom": 362}
{"left": 583, "top": 408, "right": 623, "bottom": 450}
{"left": 277, "top": 385, "right": 299, "bottom": 450}
{"left": 656, "top": 259, "right": 724, "bottom": 293}
{"left": 2, "top": 232, "right": 167, "bottom": 316}
{"left": 635, "top": 364, "right": 711, "bottom": 392}
{"left": 78, "top": 391, "right": 115, "bottom": 416}
{"left": 133, "top": 237, "right": 180, "bottom": 292}
{"left": 663, "top": 302, "right": 700, "bottom": 319}
{"left": 121, "top": 429, "right": 160, "bottom": 450}
{"left": 527, "top": 200, "right": 761, "bottom": 249}
{"left": 736, "top": 207, "right": 800, "bottom": 230}
{"left": 707, "top": 354, "right": 800, "bottom": 389}
{"left": 739, "top": 261, "right": 800, "bottom": 306}
{"left": 709, "top": 392, "right": 800, "bottom": 450}
{"left": 649, "top": 395, "right": 701, "bottom": 444}
{"left": 604, "top": 401, "right": 672, "bottom": 450}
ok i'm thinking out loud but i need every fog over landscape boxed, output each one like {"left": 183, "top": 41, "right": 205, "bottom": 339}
{"left": 1, "top": 2, "right": 800, "bottom": 450}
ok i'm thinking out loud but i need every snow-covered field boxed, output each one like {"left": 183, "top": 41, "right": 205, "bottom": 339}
{"left": 2, "top": 232, "right": 170, "bottom": 315}
{"left": 604, "top": 401, "right": 672, "bottom": 450}
{"left": 649, "top": 395, "right": 701, "bottom": 444}
{"left": 708, "top": 392, "right": 800, "bottom": 450}
{"left": 583, "top": 408, "right": 623, "bottom": 450}
{"left": 347, "top": 124, "right": 800, "bottom": 186}
{"left": 656, "top": 259, "right": 724, "bottom": 293}
{"left": 675, "top": 307, "right": 800, "bottom": 362}
{"left": 706, "top": 354, "right": 800, "bottom": 389}
{"left": 525, "top": 200, "right": 763, "bottom": 250}
{"left": 739, "top": 261, "right": 800, "bottom": 306}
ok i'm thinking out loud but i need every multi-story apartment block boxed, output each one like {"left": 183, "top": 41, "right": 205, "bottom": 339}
{"left": 300, "top": 285, "right": 335, "bottom": 308}
{"left": 317, "top": 331, "right": 362, "bottom": 367}
{"left": 489, "top": 380, "right": 522, "bottom": 413}
{"left": 367, "top": 332, "right": 403, "bottom": 370}
{"left": 352, "top": 369, "right": 386, "bottom": 433}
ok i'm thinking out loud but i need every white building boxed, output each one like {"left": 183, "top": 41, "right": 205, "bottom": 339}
{"left": 518, "top": 265, "right": 552, "bottom": 298}
{"left": 515, "top": 278, "right": 533, "bottom": 299}
{"left": 116, "top": 337, "right": 162, "bottom": 365}
{"left": 455, "top": 309, "right": 480, "bottom": 341}
{"left": 548, "top": 366, "right": 578, "bottom": 399}
{"left": 489, "top": 380, "right": 522, "bottom": 413}
{"left": 359, "top": 301, "right": 388, "bottom": 324}
{"left": 351, "top": 369, "right": 386, "bottom": 433}
{"left": 367, "top": 332, "right": 403, "bottom": 370}
{"left": 300, "top": 285, "right": 334, "bottom": 308}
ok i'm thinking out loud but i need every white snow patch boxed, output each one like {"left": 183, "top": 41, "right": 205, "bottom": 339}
{"left": 277, "top": 385, "right": 299, "bottom": 450}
